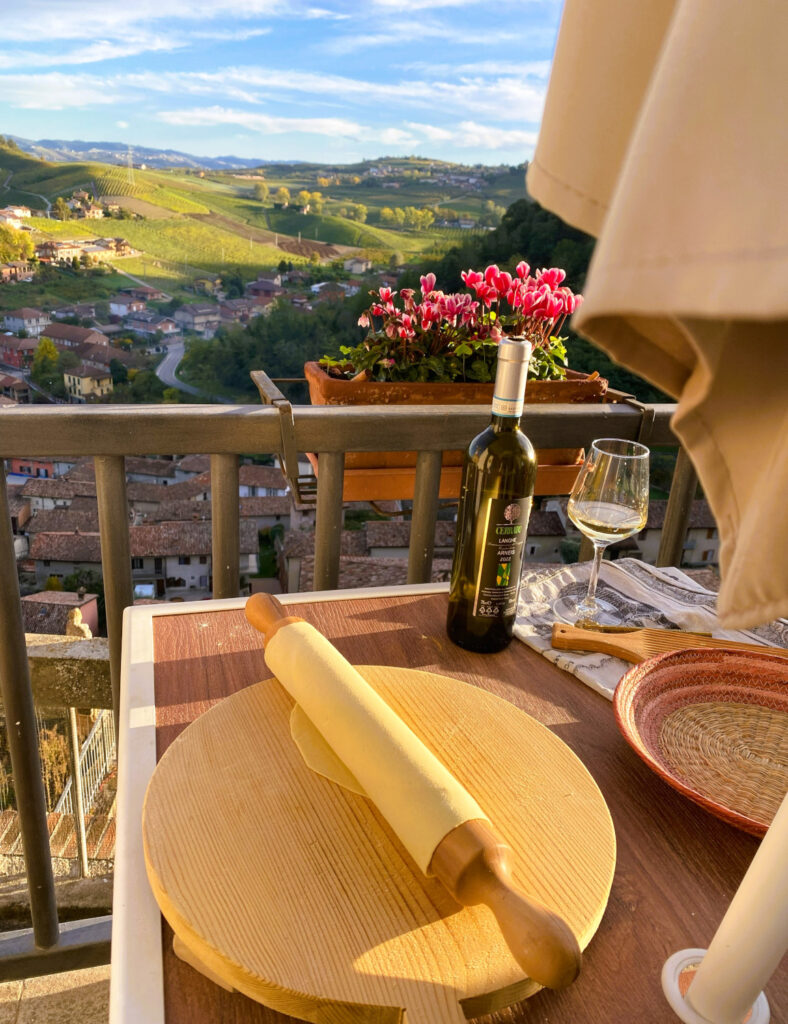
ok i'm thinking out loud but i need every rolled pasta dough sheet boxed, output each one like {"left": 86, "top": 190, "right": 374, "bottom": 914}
{"left": 290, "top": 704, "right": 367, "bottom": 797}
{"left": 265, "top": 621, "right": 488, "bottom": 874}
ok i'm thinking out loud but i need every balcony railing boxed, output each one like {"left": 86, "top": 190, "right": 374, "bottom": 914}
{"left": 0, "top": 395, "right": 694, "bottom": 978}
{"left": 55, "top": 709, "right": 116, "bottom": 818}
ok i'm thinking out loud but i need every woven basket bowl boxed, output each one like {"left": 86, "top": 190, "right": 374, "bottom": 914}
{"left": 613, "top": 648, "right": 788, "bottom": 836}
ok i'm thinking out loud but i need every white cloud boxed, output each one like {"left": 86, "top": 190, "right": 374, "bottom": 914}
{"left": 116, "top": 120, "right": 130, "bottom": 128}
{"left": 404, "top": 122, "right": 453, "bottom": 142}
{"left": 155, "top": 105, "right": 537, "bottom": 154}
{"left": 0, "top": 0, "right": 282, "bottom": 43}
{"left": 157, "top": 105, "right": 367, "bottom": 139}
{"left": 190, "top": 27, "right": 273, "bottom": 40}
{"left": 369, "top": 0, "right": 484, "bottom": 8}
{"left": 0, "top": 35, "right": 183, "bottom": 70}
{"left": 451, "top": 120, "right": 538, "bottom": 150}
{"left": 0, "top": 73, "right": 120, "bottom": 110}
{"left": 379, "top": 127, "right": 416, "bottom": 145}
{"left": 0, "top": 60, "right": 547, "bottom": 128}
{"left": 305, "top": 7, "right": 350, "bottom": 18}
{"left": 322, "top": 23, "right": 516, "bottom": 56}
{"left": 400, "top": 60, "right": 552, "bottom": 80}
{"left": 114, "top": 66, "right": 547, "bottom": 122}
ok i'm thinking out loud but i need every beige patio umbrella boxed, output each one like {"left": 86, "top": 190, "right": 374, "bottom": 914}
{"left": 528, "top": 0, "right": 787, "bottom": 629}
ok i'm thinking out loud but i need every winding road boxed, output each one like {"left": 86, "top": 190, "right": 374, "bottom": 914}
{"left": 2, "top": 170, "right": 52, "bottom": 216}
{"left": 155, "top": 341, "right": 234, "bottom": 404}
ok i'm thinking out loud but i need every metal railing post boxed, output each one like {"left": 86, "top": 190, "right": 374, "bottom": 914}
{"left": 67, "top": 708, "right": 89, "bottom": 879}
{"left": 578, "top": 536, "right": 595, "bottom": 562}
{"left": 408, "top": 450, "right": 442, "bottom": 584}
{"left": 95, "top": 455, "right": 133, "bottom": 736}
{"left": 314, "top": 451, "right": 345, "bottom": 590}
{"left": 0, "top": 473, "right": 59, "bottom": 948}
{"left": 657, "top": 447, "right": 698, "bottom": 568}
{"left": 211, "top": 453, "right": 240, "bottom": 599}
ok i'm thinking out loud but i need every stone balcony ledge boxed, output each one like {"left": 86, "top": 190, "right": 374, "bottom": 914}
{"left": 21, "top": 634, "right": 111, "bottom": 709}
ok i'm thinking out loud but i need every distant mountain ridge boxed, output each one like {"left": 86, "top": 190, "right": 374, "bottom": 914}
{"left": 8, "top": 135, "right": 271, "bottom": 170}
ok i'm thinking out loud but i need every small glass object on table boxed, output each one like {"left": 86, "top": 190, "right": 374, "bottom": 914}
{"left": 566, "top": 438, "right": 650, "bottom": 624}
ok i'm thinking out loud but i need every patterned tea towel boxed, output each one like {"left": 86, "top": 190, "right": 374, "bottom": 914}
{"left": 514, "top": 558, "right": 788, "bottom": 702}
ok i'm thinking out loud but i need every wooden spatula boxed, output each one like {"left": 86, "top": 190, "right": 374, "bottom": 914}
{"left": 551, "top": 623, "right": 788, "bottom": 664}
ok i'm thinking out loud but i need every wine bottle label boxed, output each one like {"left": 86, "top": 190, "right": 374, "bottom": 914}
{"left": 472, "top": 496, "right": 532, "bottom": 618}
{"left": 491, "top": 393, "right": 524, "bottom": 417}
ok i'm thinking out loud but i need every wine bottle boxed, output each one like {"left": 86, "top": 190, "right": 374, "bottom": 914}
{"left": 446, "top": 338, "right": 537, "bottom": 653}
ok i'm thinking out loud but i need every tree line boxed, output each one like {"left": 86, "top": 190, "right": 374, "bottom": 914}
{"left": 180, "top": 196, "right": 668, "bottom": 403}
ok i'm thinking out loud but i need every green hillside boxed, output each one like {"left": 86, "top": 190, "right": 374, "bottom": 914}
{"left": 2, "top": 140, "right": 530, "bottom": 292}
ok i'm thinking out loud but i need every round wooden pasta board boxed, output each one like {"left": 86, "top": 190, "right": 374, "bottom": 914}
{"left": 143, "top": 666, "right": 616, "bottom": 1024}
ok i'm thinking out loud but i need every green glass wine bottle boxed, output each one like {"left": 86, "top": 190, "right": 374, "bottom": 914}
{"left": 446, "top": 337, "right": 537, "bottom": 653}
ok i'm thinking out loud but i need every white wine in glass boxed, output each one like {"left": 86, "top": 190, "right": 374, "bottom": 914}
{"left": 567, "top": 439, "right": 649, "bottom": 623}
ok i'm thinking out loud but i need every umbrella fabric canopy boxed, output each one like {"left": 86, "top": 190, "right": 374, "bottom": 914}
{"left": 528, "top": 0, "right": 787, "bottom": 629}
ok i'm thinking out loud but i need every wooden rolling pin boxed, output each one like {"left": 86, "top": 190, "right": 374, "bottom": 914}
{"left": 246, "top": 593, "right": 581, "bottom": 990}
{"left": 551, "top": 623, "right": 788, "bottom": 663}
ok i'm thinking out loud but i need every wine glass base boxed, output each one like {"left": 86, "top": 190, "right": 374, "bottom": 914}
{"left": 552, "top": 593, "right": 625, "bottom": 627}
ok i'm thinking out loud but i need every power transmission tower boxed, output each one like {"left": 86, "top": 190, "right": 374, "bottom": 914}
{"left": 127, "top": 146, "right": 135, "bottom": 189}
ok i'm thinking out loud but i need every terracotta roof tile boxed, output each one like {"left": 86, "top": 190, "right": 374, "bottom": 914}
{"left": 21, "top": 478, "right": 78, "bottom": 499}
{"left": 30, "top": 520, "right": 259, "bottom": 561}
{"left": 283, "top": 529, "right": 366, "bottom": 558}
{"left": 44, "top": 323, "right": 108, "bottom": 346}
{"left": 65, "top": 363, "right": 111, "bottom": 380}
{"left": 527, "top": 510, "right": 566, "bottom": 536}
{"left": 645, "top": 499, "right": 716, "bottom": 531}
{"left": 365, "top": 520, "right": 457, "bottom": 549}
{"left": 238, "top": 464, "right": 289, "bottom": 489}
{"left": 240, "top": 496, "right": 292, "bottom": 516}
{"left": 29, "top": 531, "right": 102, "bottom": 562}
{"left": 20, "top": 591, "right": 98, "bottom": 635}
{"left": 26, "top": 509, "right": 99, "bottom": 534}
{"left": 297, "top": 556, "right": 453, "bottom": 592}
{"left": 4, "top": 308, "right": 46, "bottom": 319}
{"left": 124, "top": 456, "right": 177, "bottom": 479}
{"left": 176, "top": 454, "right": 211, "bottom": 474}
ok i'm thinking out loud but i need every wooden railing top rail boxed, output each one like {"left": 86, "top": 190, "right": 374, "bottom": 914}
{"left": 0, "top": 401, "right": 678, "bottom": 458}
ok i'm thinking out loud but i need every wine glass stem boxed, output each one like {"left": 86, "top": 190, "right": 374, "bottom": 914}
{"left": 584, "top": 541, "right": 607, "bottom": 612}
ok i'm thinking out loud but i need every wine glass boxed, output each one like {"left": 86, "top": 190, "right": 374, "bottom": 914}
{"left": 566, "top": 438, "right": 649, "bottom": 624}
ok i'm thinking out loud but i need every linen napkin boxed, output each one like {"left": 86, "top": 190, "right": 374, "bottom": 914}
{"left": 514, "top": 558, "right": 788, "bottom": 701}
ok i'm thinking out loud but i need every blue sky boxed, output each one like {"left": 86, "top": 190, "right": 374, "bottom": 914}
{"left": 0, "top": 0, "right": 563, "bottom": 165}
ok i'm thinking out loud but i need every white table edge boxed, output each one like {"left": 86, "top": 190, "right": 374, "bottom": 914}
{"left": 109, "top": 582, "right": 449, "bottom": 1024}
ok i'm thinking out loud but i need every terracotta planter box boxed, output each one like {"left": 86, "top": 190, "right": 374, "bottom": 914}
{"left": 304, "top": 361, "right": 608, "bottom": 407}
{"left": 303, "top": 361, "right": 608, "bottom": 501}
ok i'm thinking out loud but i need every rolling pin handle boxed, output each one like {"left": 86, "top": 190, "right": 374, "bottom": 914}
{"left": 430, "top": 820, "right": 581, "bottom": 990}
{"left": 245, "top": 593, "right": 304, "bottom": 646}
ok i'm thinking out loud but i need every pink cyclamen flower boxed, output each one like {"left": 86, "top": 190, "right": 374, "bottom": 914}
{"left": 483, "top": 264, "right": 500, "bottom": 287}
{"left": 419, "top": 303, "right": 441, "bottom": 329}
{"left": 537, "top": 268, "right": 566, "bottom": 288}
{"left": 420, "top": 272, "right": 436, "bottom": 296}
{"left": 515, "top": 261, "right": 530, "bottom": 279}
{"left": 493, "top": 271, "right": 512, "bottom": 295}
{"left": 378, "top": 286, "right": 394, "bottom": 304}
{"left": 461, "top": 269, "right": 483, "bottom": 288}
{"left": 475, "top": 282, "right": 497, "bottom": 308}
{"left": 358, "top": 313, "right": 370, "bottom": 328}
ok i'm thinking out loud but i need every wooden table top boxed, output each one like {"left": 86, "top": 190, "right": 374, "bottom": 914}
{"left": 149, "top": 591, "right": 787, "bottom": 1024}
